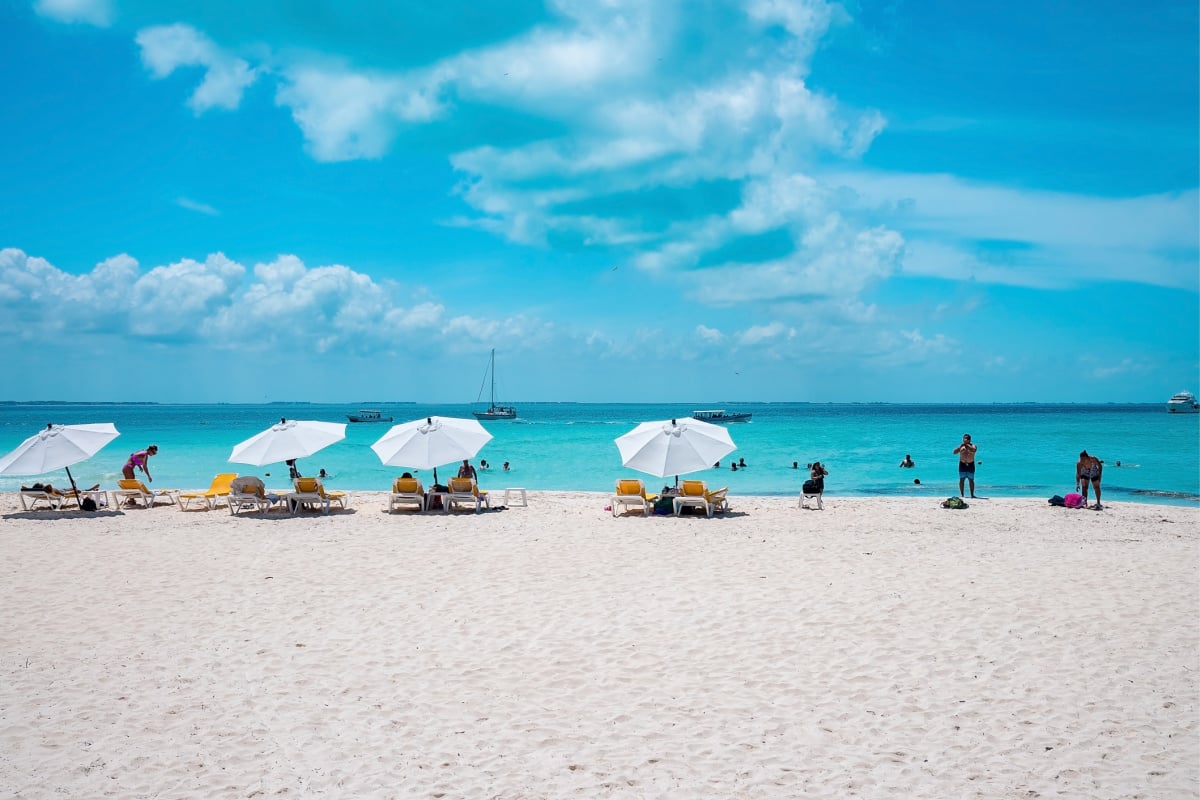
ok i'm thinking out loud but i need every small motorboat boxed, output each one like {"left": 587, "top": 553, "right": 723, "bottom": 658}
{"left": 347, "top": 409, "right": 393, "bottom": 423}
{"left": 1166, "top": 391, "right": 1199, "bottom": 413}
{"left": 692, "top": 409, "right": 752, "bottom": 423}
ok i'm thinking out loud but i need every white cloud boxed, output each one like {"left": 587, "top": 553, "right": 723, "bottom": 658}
{"left": 830, "top": 170, "right": 1200, "bottom": 290}
{"left": 33, "top": 0, "right": 111, "bottom": 26}
{"left": 176, "top": 197, "right": 219, "bottom": 216}
{"left": 676, "top": 223, "right": 904, "bottom": 305}
{"left": 738, "top": 321, "right": 790, "bottom": 345}
{"left": 745, "top": 0, "right": 840, "bottom": 46}
{"left": 120, "top": 3, "right": 900, "bottom": 308}
{"left": 136, "top": 24, "right": 258, "bottom": 112}
{"left": 275, "top": 67, "right": 445, "bottom": 161}
{"left": 1089, "top": 358, "right": 1151, "bottom": 379}
{"left": 0, "top": 250, "right": 457, "bottom": 354}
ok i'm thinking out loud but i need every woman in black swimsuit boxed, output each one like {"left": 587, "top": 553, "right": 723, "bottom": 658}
{"left": 1076, "top": 451, "right": 1103, "bottom": 509}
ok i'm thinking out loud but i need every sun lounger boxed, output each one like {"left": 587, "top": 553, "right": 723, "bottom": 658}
{"left": 113, "top": 479, "right": 180, "bottom": 509}
{"left": 446, "top": 477, "right": 489, "bottom": 513}
{"left": 18, "top": 488, "right": 66, "bottom": 511}
{"left": 612, "top": 478, "right": 657, "bottom": 517}
{"left": 799, "top": 478, "right": 823, "bottom": 510}
{"left": 389, "top": 477, "right": 426, "bottom": 513}
{"left": 179, "top": 472, "right": 238, "bottom": 511}
{"left": 227, "top": 476, "right": 280, "bottom": 515}
{"left": 672, "top": 480, "right": 727, "bottom": 518}
{"left": 288, "top": 477, "right": 347, "bottom": 515}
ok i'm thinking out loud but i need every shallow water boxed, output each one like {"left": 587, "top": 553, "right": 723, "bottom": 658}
{"left": 1, "top": 402, "right": 1196, "bottom": 505}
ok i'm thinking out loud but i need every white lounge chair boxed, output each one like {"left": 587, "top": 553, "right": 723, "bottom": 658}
{"left": 288, "top": 477, "right": 347, "bottom": 515}
{"left": 228, "top": 476, "right": 277, "bottom": 515}
{"left": 17, "top": 483, "right": 104, "bottom": 511}
{"left": 113, "top": 479, "right": 180, "bottom": 509}
{"left": 179, "top": 472, "right": 238, "bottom": 511}
{"left": 18, "top": 487, "right": 66, "bottom": 511}
{"left": 612, "top": 478, "right": 657, "bottom": 517}
{"left": 799, "top": 478, "right": 823, "bottom": 510}
{"left": 446, "top": 477, "right": 489, "bottom": 513}
{"left": 176, "top": 472, "right": 237, "bottom": 510}
{"left": 672, "top": 480, "right": 727, "bottom": 518}
{"left": 389, "top": 476, "right": 426, "bottom": 513}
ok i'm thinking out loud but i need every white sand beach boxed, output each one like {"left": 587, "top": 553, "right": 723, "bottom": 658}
{"left": 1, "top": 492, "right": 1197, "bottom": 799}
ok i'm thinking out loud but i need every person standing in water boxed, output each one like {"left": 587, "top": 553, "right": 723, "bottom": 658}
{"left": 953, "top": 434, "right": 977, "bottom": 498}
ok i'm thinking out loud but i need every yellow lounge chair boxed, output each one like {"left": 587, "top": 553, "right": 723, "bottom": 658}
{"left": 113, "top": 479, "right": 180, "bottom": 509}
{"left": 228, "top": 476, "right": 277, "bottom": 515}
{"left": 612, "top": 478, "right": 658, "bottom": 517}
{"left": 179, "top": 472, "right": 238, "bottom": 511}
{"left": 289, "top": 477, "right": 348, "bottom": 515}
{"left": 389, "top": 476, "right": 426, "bottom": 513}
{"left": 446, "top": 477, "right": 489, "bottom": 513}
{"left": 673, "top": 480, "right": 727, "bottom": 518}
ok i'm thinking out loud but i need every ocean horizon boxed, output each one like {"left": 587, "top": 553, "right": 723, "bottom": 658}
{"left": 2, "top": 402, "right": 1197, "bottom": 506}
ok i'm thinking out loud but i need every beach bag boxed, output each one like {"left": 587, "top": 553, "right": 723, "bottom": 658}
{"left": 1063, "top": 493, "right": 1085, "bottom": 508}
{"left": 81, "top": 497, "right": 97, "bottom": 512}
{"left": 1048, "top": 495, "right": 1066, "bottom": 507}
{"left": 941, "top": 496, "right": 968, "bottom": 509}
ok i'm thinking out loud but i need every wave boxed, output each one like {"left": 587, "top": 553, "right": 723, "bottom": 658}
{"left": 1124, "top": 488, "right": 1200, "bottom": 501}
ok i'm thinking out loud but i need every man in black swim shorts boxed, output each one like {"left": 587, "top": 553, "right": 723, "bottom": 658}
{"left": 953, "top": 433, "right": 978, "bottom": 498}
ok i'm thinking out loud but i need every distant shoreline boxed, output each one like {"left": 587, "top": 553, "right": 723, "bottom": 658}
{"left": 0, "top": 400, "right": 1178, "bottom": 407}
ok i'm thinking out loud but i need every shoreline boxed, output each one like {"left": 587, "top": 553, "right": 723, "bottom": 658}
{"left": 2, "top": 494, "right": 1197, "bottom": 798}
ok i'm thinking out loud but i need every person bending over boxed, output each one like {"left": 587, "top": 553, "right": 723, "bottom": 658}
{"left": 1076, "top": 451, "right": 1103, "bottom": 510}
{"left": 123, "top": 445, "right": 158, "bottom": 483}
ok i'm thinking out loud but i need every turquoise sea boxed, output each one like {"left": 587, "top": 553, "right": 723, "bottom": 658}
{"left": 1, "top": 403, "right": 1197, "bottom": 506}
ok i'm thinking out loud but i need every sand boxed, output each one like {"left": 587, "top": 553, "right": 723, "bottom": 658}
{"left": 1, "top": 491, "right": 1197, "bottom": 799}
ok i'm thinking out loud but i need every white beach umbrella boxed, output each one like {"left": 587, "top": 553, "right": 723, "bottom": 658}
{"left": 615, "top": 417, "right": 736, "bottom": 484}
{"left": 0, "top": 422, "right": 120, "bottom": 498}
{"left": 371, "top": 416, "right": 492, "bottom": 484}
{"left": 228, "top": 418, "right": 347, "bottom": 467}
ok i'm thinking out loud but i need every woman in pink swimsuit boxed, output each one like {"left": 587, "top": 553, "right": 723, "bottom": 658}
{"left": 123, "top": 445, "right": 158, "bottom": 482}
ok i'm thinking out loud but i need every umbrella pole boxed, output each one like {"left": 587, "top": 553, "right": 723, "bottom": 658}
{"left": 64, "top": 465, "right": 81, "bottom": 508}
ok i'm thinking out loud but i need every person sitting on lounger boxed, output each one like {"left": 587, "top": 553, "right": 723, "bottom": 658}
{"left": 808, "top": 461, "right": 828, "bottom": 493}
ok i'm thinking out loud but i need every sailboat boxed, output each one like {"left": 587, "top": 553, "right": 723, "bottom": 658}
{"left": 472, "top": 349, "right": 517, "bottom": 420}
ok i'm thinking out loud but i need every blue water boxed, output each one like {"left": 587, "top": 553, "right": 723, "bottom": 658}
{"left": 1, "top": 403, "right": 1197, "bottom": 506}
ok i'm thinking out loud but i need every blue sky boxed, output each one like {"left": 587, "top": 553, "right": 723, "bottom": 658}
{"left": 2, "top": 0, "right": 1196, "bottom": 403}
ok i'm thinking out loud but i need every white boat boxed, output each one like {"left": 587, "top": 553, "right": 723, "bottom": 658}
{"left": 1166, "top": 391, "right": 1200, "bottom": 413}
{"left": 346, "top": 409, "right": 393, "bottom": 423}
{"left": 472, "top": 350, "right": 517, "bottom": 421}
{"left": 692, "top": 409, "right": 752, "bottom": 423}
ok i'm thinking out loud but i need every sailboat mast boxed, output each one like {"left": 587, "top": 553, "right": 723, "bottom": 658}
{"left": 490, "top": 349, "right": 496, "bottom": 407}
